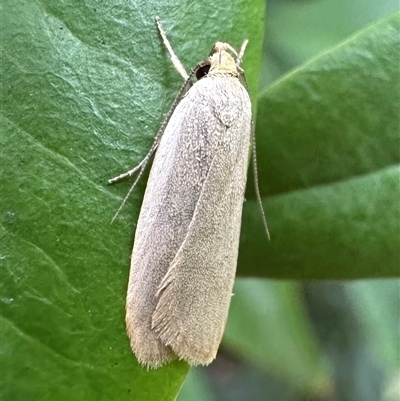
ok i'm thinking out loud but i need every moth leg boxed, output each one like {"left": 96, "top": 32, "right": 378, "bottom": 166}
{"left": 155, "top": 16, "right": 189, "bottom": 81}
{"left": 108, "top": 147, "right": 157, "bottom": 184}
{"left": 109, "top": 18, "right": 193, "bottom": 221}
{"left": 108, "top": 79, "right": 193, "bottom": 223}
{"left": 109, "top": 16, "right": 190, "bottom": 186}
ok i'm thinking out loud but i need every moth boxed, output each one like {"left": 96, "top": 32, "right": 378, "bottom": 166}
{"left": 109, "top": 17, "right": 267, "bottom": 368}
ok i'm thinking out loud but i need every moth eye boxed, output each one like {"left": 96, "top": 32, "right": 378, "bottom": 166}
{"left": 196, "top": 64, "right": 210, "bottom": 80}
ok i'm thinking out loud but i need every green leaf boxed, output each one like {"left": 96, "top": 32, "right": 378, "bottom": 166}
{"left": 261, "top": 0, "right": 400, "bottom": 86}
{"left": 1, "top": 0, "right": 265, "bottom": 399}
{"left": 239, "top": 13, "right": 400, "bottom": 279}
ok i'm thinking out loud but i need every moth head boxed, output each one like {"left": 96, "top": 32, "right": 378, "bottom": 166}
{"left": 208, "top": 42, "right": 242, "bottom": 77}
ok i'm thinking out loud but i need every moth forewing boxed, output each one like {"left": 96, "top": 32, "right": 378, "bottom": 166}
{"left": 151, "top": 78, "right": 251, "bottom": 365}
{"left": 115, "top": 18, "right": 252, "bottom": 369}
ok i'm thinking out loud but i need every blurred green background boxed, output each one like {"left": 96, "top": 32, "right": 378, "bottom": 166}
{"left": 2, "top": 0, "right": 399, "bottom": 400}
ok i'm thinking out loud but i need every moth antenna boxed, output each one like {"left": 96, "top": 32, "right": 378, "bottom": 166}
{"left": 236, "top": 39, "right": 248, "bottom": 68}
{"left": 234, "top": 39, "right": 266, "bottom": 238}
{"left": 156, "top": 16, "right": 189, "bottom": 81}
{"left": 251, "top": 123, "right": 270, "bottom": 240}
